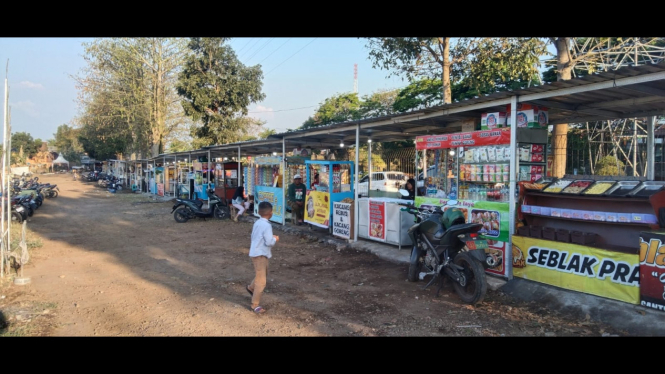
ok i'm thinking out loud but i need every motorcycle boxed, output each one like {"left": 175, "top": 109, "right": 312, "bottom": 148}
{"left": 171, "top": 188, "right": 230, "bottom": 223}
{"left": 397, "top": 189, "right": 497, "bottom": 305}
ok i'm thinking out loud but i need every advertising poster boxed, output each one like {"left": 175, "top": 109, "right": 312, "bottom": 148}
{"left": 368, "top": 199, "right": 386, "bottom": 242}
{"left": 512, "top": 235, "right": 640, "bottom": 304}
{"left": 639, "top": 231, "right": 665, "bottom": 312}
{"left": 157, "top": 183, "right": 164, "bottom": 197}
{"left": 416, "top": 128, "right": 511, "bottom": 150}
{"left": 253, "top": 186, "right": 283, "bottom": 224}
{"left": 415, "top": 196, "right": 508, "bottom": 277}
{"left": 304, "top": 190, "right": 330, "bottom": 228}
{"left": 332, "top": 202, "right": 352, "bottom": 239}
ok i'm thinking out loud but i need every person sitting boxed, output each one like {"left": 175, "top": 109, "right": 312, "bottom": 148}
{"left": 310, "top": 173, "right": 320, "bottom": 190}
{"left": 232, "top": 184, "right": 251, "bottom": 222}
{"left": 404, "top": 178, "right": 416, "bottom": 200}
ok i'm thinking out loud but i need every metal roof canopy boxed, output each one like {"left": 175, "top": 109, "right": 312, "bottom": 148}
{"left": 142, "top": 61, "right": 665, "bottom": 161}
{"left": 264, "top": 61, "right": 665, "bottom": 145}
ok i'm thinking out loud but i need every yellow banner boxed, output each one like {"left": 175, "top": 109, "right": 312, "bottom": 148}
{"left": 304, "top": 190, "right": 330, "bottom": 228}
{"left": 512, "top": 236, "right": 640, "bottom": 304}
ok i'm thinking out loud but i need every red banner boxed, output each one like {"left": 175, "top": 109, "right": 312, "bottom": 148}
{"left": 415, "top": 128, "right": 511, "bottom": 150}
{"left": 368, "top": 200, "right": 386, "bottom": 242}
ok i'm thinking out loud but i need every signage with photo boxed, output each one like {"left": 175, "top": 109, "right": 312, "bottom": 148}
{"left": 368, "top": 199, "right": 386, "bottom": 242}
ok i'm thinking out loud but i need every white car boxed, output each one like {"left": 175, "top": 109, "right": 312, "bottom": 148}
{"left": 357, "top": 172, "right": 409, "bottom": 197}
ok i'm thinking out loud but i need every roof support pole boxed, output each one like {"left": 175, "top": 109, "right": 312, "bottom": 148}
{"left": 508, "top": 95, "right": 518, "bottom": 280}
{"left": 354, "top": 123, "right": 359, "bottom": 242}
{"left": 648, "top": 116, "right": 655, "bottom": 181}
{"left": 282, "top": 137, "right": 286, "bottom": 226}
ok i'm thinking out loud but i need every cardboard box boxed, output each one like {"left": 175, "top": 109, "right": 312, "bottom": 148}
{"left": 551, "top": 208, "right": 561, "bottom": 217}
{"left": 606, "top": 212, "right": 618, "bottom": 222}
{"left": 632, "top": 213, "right": 646, "bottom": 223}
{"left": 562, "top": 209, "right": 573, "bottom": 218}
{"left": 572, "top": 210, "right": 583, "bottom": 219}
{"left": 521, "top": 205, "right": 531, "bottom": 213}
{"left": 506, "top": 104, "right": 548, "bottom": 128}
{"left": 481, "top": 112, "right": 506, "bottom": 130}
{"left": 593, "top": 211, "right": 606, "bottom": 221}
{"left": 531, "top": 206, "right": 541, "bottom": 215}
{"left": 540, "top": 207, "right": 551, "bottom": 216}
{"left": 645, "top": 214, "right": 658, "bottom": 224}
{"left": 618, "top": 213, "right": 631, "bottom": 223}
{"left": 582, "top": 211, "right": 594, "bottom": 220}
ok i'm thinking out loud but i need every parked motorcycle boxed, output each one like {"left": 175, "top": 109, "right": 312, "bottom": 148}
{"left": 397, "top": 189, "right": 496, "bottom": 305}
{"left": 171, "top": 188, "right": 230, "bottom": 223}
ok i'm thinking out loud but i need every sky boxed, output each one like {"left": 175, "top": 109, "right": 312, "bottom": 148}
{"left": 0, "top": 37, "right": 409, "bottom": 144}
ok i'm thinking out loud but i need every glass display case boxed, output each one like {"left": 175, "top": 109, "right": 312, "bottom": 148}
{"left": 252, "top": 156, "right": 284, "bottom": 224}
{"left": 304, "top": 160, "right": 354, "bottom": 229}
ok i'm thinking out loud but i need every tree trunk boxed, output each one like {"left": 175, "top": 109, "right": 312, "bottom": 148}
{"left": 553, "top": 37, "right": 573, "bottom": 178}
{"left": 442, "top": 37, "right": 452, "bottom": 104}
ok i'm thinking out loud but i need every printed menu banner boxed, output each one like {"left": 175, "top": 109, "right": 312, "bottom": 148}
{"left": 512, "top": 236, "right": 640, "bottom": 305}
{"left": 415, "top": 196, "right": 509, "bottom": 277}
{"left": 304, "top": 190, "right": 330, "bottom": 228}
{"left": 253, "top": 186, "right": 283, "bottom": 224}
{"left": 415, "top": 128, "right": 511, "bottom": 150}
{"left": 332, "top": 202, "right": 352, "bottom": 239}
{"left": 368, "top": 199, "right": 386, "bottom": 242}
{"left": 639, "top": 231, "right": 665, "bottom": 312}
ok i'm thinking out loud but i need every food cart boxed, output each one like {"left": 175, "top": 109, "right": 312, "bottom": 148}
{"left": 252, "top": 156, "right": 284, "bottom": 224}
{"left": 413, "top": 123, "right": 548, "bottom": 279}
{"left": 192, "top": 158, "right": 215, "bottom": 199}
{"left": 213, "top": 161, "right": 242, "bottom": 202}
{"left": 303, "top": 160, "right": 354, "bottom": 231}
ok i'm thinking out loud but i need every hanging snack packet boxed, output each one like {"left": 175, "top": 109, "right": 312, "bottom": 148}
{"left": 479, "top": 147, "right": 489, "bottom": 162}
{"left": 488, "top": 147, "right": 496, "bottom": 162}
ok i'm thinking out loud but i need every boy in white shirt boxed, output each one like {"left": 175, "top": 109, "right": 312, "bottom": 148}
{"left": 246, "top": 201, "right": 279, "bottom": 314}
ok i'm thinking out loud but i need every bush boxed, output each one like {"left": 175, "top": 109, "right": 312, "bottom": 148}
{"left": 596, "top": 155, "right": 625, "bottom": 176}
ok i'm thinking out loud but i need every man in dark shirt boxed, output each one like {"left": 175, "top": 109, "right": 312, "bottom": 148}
{"left": 287, "top": 174, "right": 306, "bottom": 225}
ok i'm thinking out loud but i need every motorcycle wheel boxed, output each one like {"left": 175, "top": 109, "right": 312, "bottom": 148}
{"left": 11, "top": 211, "right": 23, "bottom": 223}
{"left": 173, "top": 207, "right": 190, "bottom": 223}
{"left": 214, "top": 205, "right": 230, "bottom": 220}
{"left": 50, "top": 190, "right": 58, "bottom": 198}
{"left": 27, "top": 206, "right": 34, "bottom": 217}
{"left": 407, "top": 246, "right": 423, "bottom": 282}
{"left": 452, "top": 251, "right": 487, "bottom": 305}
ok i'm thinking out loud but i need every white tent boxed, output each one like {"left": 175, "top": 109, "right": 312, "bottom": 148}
{"left": 52, "top": 153, "right": 70, "bottom": 171}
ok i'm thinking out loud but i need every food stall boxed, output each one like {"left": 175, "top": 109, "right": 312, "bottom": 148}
{"left": 213, "top": 161, "right": 242, "bottom": 202}
{"left": 155, "top": 166, "right": 165, "bottom": 197}
{"left": 357, "top": 197, "right": 416, "bottom": 249}
{"left": 252, "top": 156, "right": 284, "bottom": 224}
{"left": 303, "top": 160, "right": 354, "bottom": 230}
{"left": 414, "top": 126, "right": 541, "bottom": 278}
{"left": 192, "top": 158, "right": 215, "bottom": 200}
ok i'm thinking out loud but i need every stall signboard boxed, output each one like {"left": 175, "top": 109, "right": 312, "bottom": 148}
{"left": 157, "top": 183, "right": 164, "bottom": 197}
{"left": 512, "top": 236, "right": 640, "bottom": 305}
{"left": 253, "top": 186, "right": 283, "bottom": 224}
{"left": 225, "top": 169, "right": 238, "bottom": 179}
{"left": 415, "top": 196, "right": 509, "bottom": 277}
{"left": 415, "top": 197, "right": 509, "bottom": 242}
{"left": 304, "top": 190, "right": 330, "bottom": 228}
{"left": 255, "top": 156, "right": 282, "bottom": 165}
{"left": 415, "top": 128, "right": 511, "bottom": 150}
{"left": 332, "top": 202, "right": 352, "bottom": 239}
{"left": 368, "top": 199, "right": 386, "bottom": 242}
{"left": 639, "top": 231, "right": 665, "bottom": 312}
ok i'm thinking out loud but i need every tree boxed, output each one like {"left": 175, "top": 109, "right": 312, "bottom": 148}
{"left": 74, "top": 38, "right": 189, "bottom": 159}
{"left": 177, "top": 38, "right": 266, "bottom": 147}
{"left": 53, "top": 124, "right": 85, "bottom": 165}
{"left": 364, "top": 37, "right": 547, "bottom": 104}
{"left": 11, "top": 132, "right": 38, "bottom": 159}
{"left": 300, "top": 93, "right": 362, "bottom": 129}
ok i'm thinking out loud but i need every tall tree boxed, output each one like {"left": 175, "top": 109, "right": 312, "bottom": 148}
{"left": 74, "top": 38, "right": 189, "bottom": 159}
{"left": 11, "top": 132, "right": 38, "bottom": 159}
{"left": 300, "top": 93, "right": 362, "bottom": 129}
{"left": 364, "top": 37, "right": 547, "bottom": 104}
{"left": 177, "top": 37, "right": 266, "bottom": 147}
{"left": 53, "top": 124, "right": 85, "bottom": 165}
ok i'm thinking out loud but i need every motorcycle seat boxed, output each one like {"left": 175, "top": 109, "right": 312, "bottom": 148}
{"left": 440, "top": 223, "right": 483, "bottom": 242}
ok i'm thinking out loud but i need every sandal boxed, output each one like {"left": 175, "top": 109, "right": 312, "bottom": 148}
{"left": 252, "top": 306, "right": 266, "bottom": 314}
{"left": 246, "top": 285, "right": 253, "bottom": 296}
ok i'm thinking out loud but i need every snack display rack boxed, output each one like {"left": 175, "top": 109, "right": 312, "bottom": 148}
{"left": 518, "top": 176, "right": 665, "bottom": 253}
{"left": 252, "top": 156, "right": 284, "bottom": 224}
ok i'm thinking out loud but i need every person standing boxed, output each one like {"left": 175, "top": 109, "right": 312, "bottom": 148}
{"left": 404, "top": 178, "right": 416, "bottom": 200}
{"left": 287, "top": 174, "right": 306, "bottom": 225}
{"left": 246, "top": 201, "right": 279, "bottom": 315}
{"left": 232, "top": 184, "right": 251, "bottom": 222}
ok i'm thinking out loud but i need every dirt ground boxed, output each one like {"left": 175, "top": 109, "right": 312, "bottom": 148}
{"left": 0, "top": 173, "right": 631, "bottom": 336}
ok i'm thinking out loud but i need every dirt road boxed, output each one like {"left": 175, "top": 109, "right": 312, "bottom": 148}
{"left": 0, "top": 174, "right": 628, "bottom": 336}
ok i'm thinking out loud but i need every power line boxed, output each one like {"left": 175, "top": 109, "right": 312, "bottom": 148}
{"left": 245, "top": 38, "right": 274, "bottom": 64}
{"left": 235, "top": 38, "right": 254, "bottom": 55}
{"left": 238, "top": 38, "right": 261, "bottom": 60}
{"left": 258, "top": 38, "right": 292, "bottom": 65}
{"left": 265, "top": 38, "right": 318, "bottom": 76}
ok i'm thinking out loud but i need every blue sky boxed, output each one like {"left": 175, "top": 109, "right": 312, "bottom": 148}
{"left": 0, "top": 37, "right": 408, "bottom": 144}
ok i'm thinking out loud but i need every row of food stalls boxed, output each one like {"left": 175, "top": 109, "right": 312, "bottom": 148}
{"left": 120, "top": 62, "right": 665, "bottom": 312}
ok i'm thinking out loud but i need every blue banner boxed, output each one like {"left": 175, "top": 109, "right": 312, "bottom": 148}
{"left": 253, "top": 186, "right": 284, "bottom": 224}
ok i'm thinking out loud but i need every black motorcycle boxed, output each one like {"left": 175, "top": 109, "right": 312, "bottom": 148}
{"left": 171, "top": 188, "right": 230, "bottom": 223}
{"left": 398, "top": 190, "right": 498, "bottom": 305}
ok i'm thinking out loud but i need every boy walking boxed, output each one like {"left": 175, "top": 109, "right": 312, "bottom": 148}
{"left": 247, "top": 201, "right": 279, "bottom": 314}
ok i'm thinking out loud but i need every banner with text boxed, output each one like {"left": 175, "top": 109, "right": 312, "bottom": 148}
{"left": 368, "top": 199, "right": 386, "bottom": 242}
{"left": 639, "top": 231, "right": 665, "bottom": 312}
{"left": 512, "top": 235, "right": 640, "bottom": 304}
{"left": 415, "top": 128, "right": 511, "bottom": 150}
{"left": 332, "top": 202, "right": 352, "bottom": 239}
{"left": 253, "top": 185, "right": 283, "bottom": 224}
{"left": 304, "top": 190, "right": 330, "bottom": 228}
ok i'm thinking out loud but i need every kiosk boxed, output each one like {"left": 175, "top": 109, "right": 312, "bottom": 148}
{"left": 303, "top": 160, "right": 354, "bottom": 230}
{"left": 252, "top": 156, "right": 284, "bottom": 224}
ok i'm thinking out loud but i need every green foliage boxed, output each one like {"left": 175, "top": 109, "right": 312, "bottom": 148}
{"left": 301, "top": 92, "right": 362, "bottom": 129}
{"left": 177, "top": 37, "right": 266, "bottom": 146}
{"left": 596, "top": 155, "right": 625, "bottom": 176}
{"left": 52, "top": 124, "right": 84, "bottom": 165}
{"left": 11, "top": 132, "right": 39, "bottom": 159}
